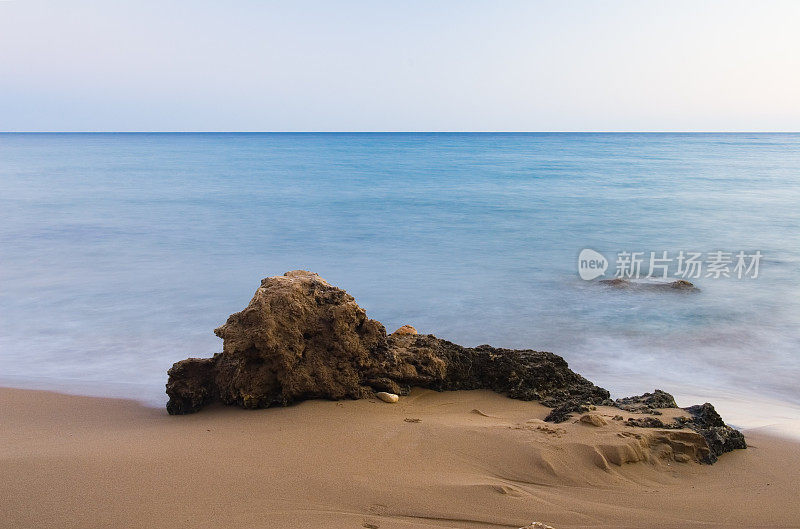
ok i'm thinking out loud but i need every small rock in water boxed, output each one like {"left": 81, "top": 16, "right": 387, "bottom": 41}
{"left": 598, "top": 278, "right": 699, "bottom": 292}
{"left": 376, "top": 391, "right": 399, "bottom": 403}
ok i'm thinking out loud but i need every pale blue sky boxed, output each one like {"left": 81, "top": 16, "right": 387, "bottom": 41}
{"left": 1, "top": 1, "right": 798, "bottom": 131}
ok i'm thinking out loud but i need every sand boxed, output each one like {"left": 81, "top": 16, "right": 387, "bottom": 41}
{"left": 1, "top": 387, "right": 798, "bottom": 529}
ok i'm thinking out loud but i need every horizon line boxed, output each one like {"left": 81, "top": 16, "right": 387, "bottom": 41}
{"left": 2, "top": 130, "right": 799, "bottom": 134}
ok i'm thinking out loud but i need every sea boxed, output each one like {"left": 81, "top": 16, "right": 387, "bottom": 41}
{"left": 1, "top": 133, "right": 798, "bottom": 436}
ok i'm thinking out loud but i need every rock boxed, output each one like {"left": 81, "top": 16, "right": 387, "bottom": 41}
{"left": 615, "top": 389, "right": 678, "bottom": 413}
{"left": 167, "top": 271, "right": 391, "bottom": 412}
{"left": 617, "top": 394, "right": 746, "bottom": 463}
{"left": 684, "top": 403, "right": 747, "bottom": 463}
{"left": 519, "top": 523, "right": 555, "bottom": 529}
{"left": 166, "top": 271, "right": 610, "bottom": 419}
{"left": 544, "top": 401, "right": 591, "bottom": 423}
{"left": 626, "top": 416, "right": 670, "bottom": 429}
{"left": 165, "top": 270, "right": 744, "bottom": 463}
{"left": 670, "top": 279, "right": 698, "bottom": 290}
{"left": 645, "top": 429, "right": 714, "bottom": 464}
{"left": 599, "top": 278, "right": 699, "bottom": 292}
{"left": 385, "top": 334, "right": 610, "bottom": 418}
{"left": 392, "top": 325, "right": 418, "bottom": 335}
{"left": 165, "top": 356, "right": 218, "bottom": 415}
{"left": 579, "top": 414, "right": 607, "bottom": 427}
{"left": 376, "top": 391, "right": 399, "bottom": 403}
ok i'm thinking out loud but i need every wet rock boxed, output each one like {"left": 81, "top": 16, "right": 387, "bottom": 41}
{"left": 598, "top": 278, "right": 699, "bottom": 292}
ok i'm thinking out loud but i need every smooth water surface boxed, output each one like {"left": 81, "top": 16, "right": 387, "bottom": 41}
{"left": 1, "top": 133, "right": 799, "bottom": 433}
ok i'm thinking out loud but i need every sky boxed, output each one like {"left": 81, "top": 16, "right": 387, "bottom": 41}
{"left": 1, "top": 0, "right": 799, "bottom": 132}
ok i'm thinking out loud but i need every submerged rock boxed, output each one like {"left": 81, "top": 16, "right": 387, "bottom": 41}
{"left": 598, "top": 278, "right": 699, "bottom": 292}
{"left": 165, "top": 271, "right": 744, "bottom": 462}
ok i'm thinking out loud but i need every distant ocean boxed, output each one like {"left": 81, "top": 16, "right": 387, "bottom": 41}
{"left": 1, "top": 133, "right": 799, "bottom": 435}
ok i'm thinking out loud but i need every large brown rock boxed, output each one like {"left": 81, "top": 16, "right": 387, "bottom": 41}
{"left": 211, "top": 270, "right": 389, "bottom": 408}
{"left": 166, "top": 270, "right": 609, "bottom": 417}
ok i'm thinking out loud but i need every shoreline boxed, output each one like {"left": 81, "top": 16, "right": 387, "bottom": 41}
{"left": 2, "top": 386, "right": 799, "bottom": 529}
{"left": 3, "top": 373, "right": 799, "bottom": 441}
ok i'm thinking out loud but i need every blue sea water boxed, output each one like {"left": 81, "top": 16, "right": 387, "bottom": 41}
{"left": 1, "top": 133, "right": 799, "bottom": 433}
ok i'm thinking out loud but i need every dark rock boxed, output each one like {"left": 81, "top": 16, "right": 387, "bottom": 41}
{"left": 619, "top": 396, "right": 747, "bottom": 463}
{"left": 545, "top": 402, "right": 590, "bottom": 423}
{"left": 626, "top": 416, "right": 673, "bottom": 429}
{"left": 384, "top": 334, "right": 610, "bottom": 415}
{"left": 684, "top": 403, "right": 747, "bottom": 463}
{"left": 598, "top": 278, "right": 699, "bottom": 292}
{"left": 615, "top": 389, "right": 678, "bottom": 413}
{"left": 165, "top": 356, "right": 218, "bottom": 415}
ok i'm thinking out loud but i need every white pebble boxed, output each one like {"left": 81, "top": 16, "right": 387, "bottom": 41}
{"left": 376, "top": 392, "right": 399, "bottom": 403}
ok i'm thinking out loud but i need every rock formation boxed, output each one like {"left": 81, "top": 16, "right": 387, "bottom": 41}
{"left": 166, "top": 270, "right": 745, "bottom": 463}
{"left": 683, "top": 402, "right": 748, "bottom": 463}
{"left": 615, "top": 389, "right": 678, "bottom": 414}
{"left": 166, "top": 271, "right": 609, "bottom": 416}
{"left": 615, "top": 390, "right": 747, "bottom": 463}
{"left": 598, "top": 278, "right": 699, "bottom": 292}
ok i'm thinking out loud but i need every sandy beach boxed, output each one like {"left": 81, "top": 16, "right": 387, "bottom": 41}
{"left": 2, "top": 386, "right": 798, "bottom": 529}
{"left": 4, "top": 2, "right": 800, "bottom": 528}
